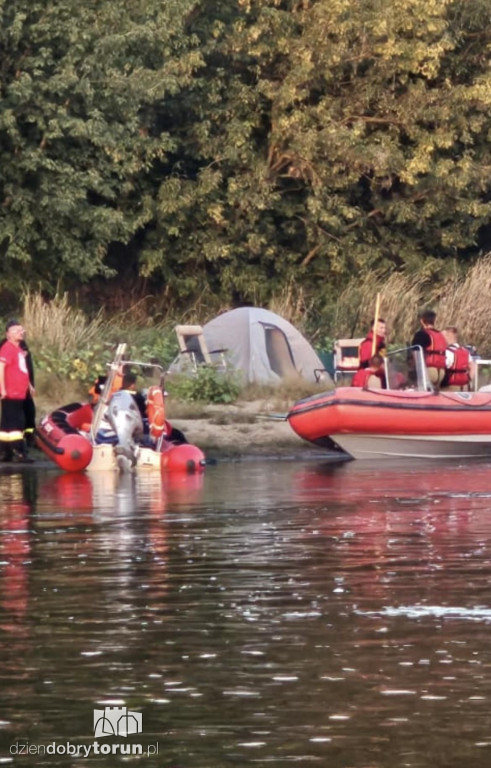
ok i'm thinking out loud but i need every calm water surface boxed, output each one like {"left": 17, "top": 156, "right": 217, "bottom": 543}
{"left": 1, "top": 458, "right": 491, "bottom": 767}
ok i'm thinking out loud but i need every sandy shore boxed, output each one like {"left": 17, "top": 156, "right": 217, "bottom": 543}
{"left": 170, "top": 400, "right": 316, "bottom": 459}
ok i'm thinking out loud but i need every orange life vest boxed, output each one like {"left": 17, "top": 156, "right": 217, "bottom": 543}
{"left": 147, "top": 386, "right": 166, "bottom": 439}
{"left": 446, "top": 345, "right": 471, "bottom": 387}
{"left": 424, "top": 328, "right": 447, "bottom": 370}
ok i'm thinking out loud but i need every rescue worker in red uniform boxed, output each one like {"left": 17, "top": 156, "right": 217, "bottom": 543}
{"left": 359, "top": 318, "right": 387, "bottom": 368}
{"left": 351, "top": 354, "right": 385, "bottom": 389}
{"left": 0, "top": 321, "right": 33, "bottom": 462}
{"left": 411, "top": 309, "right": 447, "bottom": 387}
{"left": 441, "top": 326, "right": 474, "bottom": 391}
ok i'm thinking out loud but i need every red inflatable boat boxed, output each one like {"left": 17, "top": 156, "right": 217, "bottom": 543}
{"left": 288, "top": 387, "right": 491, "bottom": 460}
{"left": 35, "top": 343, "right": 205, "bottom": 473}
{"left": 36, "top": 400, "right": 205, "bottom": 473}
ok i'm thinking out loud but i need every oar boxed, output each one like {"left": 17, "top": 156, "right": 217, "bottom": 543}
{"left": 371, "top": 293, "right": 382, "bottom": 357}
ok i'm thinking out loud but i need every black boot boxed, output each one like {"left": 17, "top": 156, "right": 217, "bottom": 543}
{"left": 12, "top": 441, "right": 34, "bottom": 463}
{"left": 0, "top": 446, "right": 13, "bottom": 462}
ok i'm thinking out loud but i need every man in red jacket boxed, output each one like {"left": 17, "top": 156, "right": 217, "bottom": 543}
{"left": 358, "top": 318, "right": 387, "bottom": 368}
{"left": 0, "top": 320, "right": 34, "bottom": 462}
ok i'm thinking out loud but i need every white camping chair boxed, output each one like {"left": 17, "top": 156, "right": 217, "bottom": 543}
{"left": 333, "top": 338, "right": 364, "bottom": 384}
{"left": 174, "top": 325, "right": 228, "bottom": 372}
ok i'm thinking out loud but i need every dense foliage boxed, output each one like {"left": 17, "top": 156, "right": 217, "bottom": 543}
{"left": 1, "top": 0, "right": 490, "bottom": 318}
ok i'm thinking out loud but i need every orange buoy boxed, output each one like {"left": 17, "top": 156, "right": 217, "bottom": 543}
{"left": 161, "top": 443, "right": 206, "bottom": 473}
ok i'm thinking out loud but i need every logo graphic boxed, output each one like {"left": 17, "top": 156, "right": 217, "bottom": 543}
{"left": 93, "top": 707, "right": 142, "bottom": 738}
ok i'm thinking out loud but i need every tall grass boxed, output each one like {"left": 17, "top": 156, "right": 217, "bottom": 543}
{"left": 268, "top": 279, "right": 314, "bottom": 332}
{"left": 332, "top": 253, "right": 491, "bottom": 355}
{"left": 22, "top": 291, "right": 105, "bottom": 351}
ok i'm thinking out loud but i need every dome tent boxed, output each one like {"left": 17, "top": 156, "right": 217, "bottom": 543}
{"left": 170, "top": 307, "right": 330, "bottom": 385}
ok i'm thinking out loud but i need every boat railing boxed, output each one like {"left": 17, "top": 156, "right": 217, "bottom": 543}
{"left": 384, "top": 345, "right": 432, "bottom": 392}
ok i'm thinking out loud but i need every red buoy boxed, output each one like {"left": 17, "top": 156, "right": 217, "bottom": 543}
{"left": 161, "top": 443, "right": 206, "bottom": 473}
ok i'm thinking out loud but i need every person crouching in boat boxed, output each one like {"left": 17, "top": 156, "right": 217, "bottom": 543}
{"left": 440, "top": 326, "right": 475, "bottom": 391}
{"left": 351, "top": 355, "right": 385, "bottom": 389}
{"left": 411, "top": 309, "right": 447, "bottom": 388}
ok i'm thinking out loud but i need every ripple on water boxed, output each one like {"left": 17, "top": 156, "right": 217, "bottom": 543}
{"left": 2, "top": 460, "right": 491, "bottom": 767}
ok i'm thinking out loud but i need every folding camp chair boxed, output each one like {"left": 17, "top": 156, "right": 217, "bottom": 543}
{"left": 174, "top": 325, "right": 228, "bottom": 372}
{"left": 332, "top": 338, "right": 364, "bottom": 384}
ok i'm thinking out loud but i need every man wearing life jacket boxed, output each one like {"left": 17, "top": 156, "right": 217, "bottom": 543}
{"left": 351, "top": 354, "right": 385, "bottom": 389}
{"left": 411, "top": 309, "right": 447, "bottom": 387}
{"left": 359, "top": 318, "right": 387, "bottom": 368}
{"left": 441, "top": 326, "right": 474, "bottom": 391}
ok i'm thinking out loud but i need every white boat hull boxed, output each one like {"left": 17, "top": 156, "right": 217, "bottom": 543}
{"left": 87, "top": 444, "right": 162, "bottom": 472}
{"left": 331, "top": 433, "right": 491, "bottom": 460}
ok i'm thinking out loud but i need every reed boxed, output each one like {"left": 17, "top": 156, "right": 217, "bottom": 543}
{"left": 22, "top": 291, "right": 105, "bottom": 352}
{"left": 435, "top": 256, "right": 491, "bottom": 352}
{"left": 268, "top": 279, "right": 314, "bottom": 331}
{"left": 332, "top": 253, "right": 491, "bottom": 355}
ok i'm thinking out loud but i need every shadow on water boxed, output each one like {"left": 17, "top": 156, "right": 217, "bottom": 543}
{"left": 2, "top": 458, "right": 491, "bottom": 766}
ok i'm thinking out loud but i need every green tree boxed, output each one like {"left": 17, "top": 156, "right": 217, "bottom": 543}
{"left": 1, "top": 0, "right": 490, "bottom": 319}
{"left": 140, "top": 0, "right": 491, "bottom": 312}
{"left": 0, "top": 0, "right": 202, "bottom": 292}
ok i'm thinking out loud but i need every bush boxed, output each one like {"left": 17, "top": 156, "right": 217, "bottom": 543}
{"left": 166, "top": 366, "right": 241, "bottom": 404}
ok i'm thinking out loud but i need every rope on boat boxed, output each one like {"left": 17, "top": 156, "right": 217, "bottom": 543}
{"left": 361, "top": 386, "right": 491, "bottom": 408}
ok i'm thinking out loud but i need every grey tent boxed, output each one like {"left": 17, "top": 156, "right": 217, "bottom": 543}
{"left": 170, "top": 307, "right": 329, "bottom": 385}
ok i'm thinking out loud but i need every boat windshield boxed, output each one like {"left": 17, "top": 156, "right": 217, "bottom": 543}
{"left": 384, "top": 345, "right": 432, "bottom": 392}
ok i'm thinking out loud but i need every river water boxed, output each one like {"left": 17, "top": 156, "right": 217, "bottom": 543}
{"left": 2, "top": 457, "right": 491, "bottom": 767}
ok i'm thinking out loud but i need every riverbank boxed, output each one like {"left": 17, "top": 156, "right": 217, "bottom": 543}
{"left": 170, "top": 399, "right": 311, "bottom": 459}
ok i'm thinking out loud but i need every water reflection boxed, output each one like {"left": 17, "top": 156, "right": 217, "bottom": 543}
{"left": 1, "top": 460, "right": 491, "bottom": 767}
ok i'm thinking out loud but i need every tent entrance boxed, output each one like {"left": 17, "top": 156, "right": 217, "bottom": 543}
{"left": 262, "top": 324, "right": 298, "bottom": 378}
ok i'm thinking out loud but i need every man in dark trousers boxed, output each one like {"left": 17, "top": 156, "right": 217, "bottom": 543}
{"left": 0, "top": 320, "right": 34, "bottom": 461}
{"left": 0, "top": 321, "right": 36, "bottom": 451}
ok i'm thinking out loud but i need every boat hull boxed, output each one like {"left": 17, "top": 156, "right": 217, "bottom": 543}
{"left": 87, "top": 442, "right": 205, "bottom": 472}
{"left": 329, "top": 432, "right": 491, "bottom": 460}
{"left": 288, "top": 387, "right": 491, "bottom": 460}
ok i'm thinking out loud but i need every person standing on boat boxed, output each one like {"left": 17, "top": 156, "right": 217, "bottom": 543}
{"left": 411, "top": 309, "right": 447, "bottom": 387}
{"left": 0, "top": 320, "right": 34, "bottom": 462}
{"left": 351, "top": 355, "right": 384, "bottom": 389}
{"left": 359, "top": 318, "right": 387, "bottom": 368}
{"left": 441, "top": 326, "right": 474, "bottom": 391}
